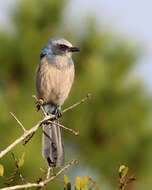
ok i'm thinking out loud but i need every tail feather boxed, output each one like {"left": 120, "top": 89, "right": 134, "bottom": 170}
{"left": 42, "top": 119, "right": 64, "bottom": 167}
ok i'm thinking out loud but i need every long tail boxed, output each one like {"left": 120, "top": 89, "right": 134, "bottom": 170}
{"left": 42, "top": 119, "right": 64, "bottom": 167}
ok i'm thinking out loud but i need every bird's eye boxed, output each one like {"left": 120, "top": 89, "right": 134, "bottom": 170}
{"left": 59, "top": 44, "right": 68, "bottom": 50}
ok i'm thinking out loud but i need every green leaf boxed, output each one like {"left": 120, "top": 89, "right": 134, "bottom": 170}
{"left": 80, "top": 177, "right": 89, "bottom": 190}
{"left": 75, "top": 176, "right": 81, "bottom": 190}
{"left": 18, "top": 152, "right": 25, "bottom": 168}
{"left": 64, "top": 174, "right": 70, "bottom": 184}
{"left": 64, "top": 175, "right": 71, "bottom": 190}
{"left": 83, "top": 176, "right": 89, "bottom": 186}
{"left": 119, "top": 165, "right": 128, "bottom": 179}
{"left": 0, "top": 164, "right": 4, "bottom": 176}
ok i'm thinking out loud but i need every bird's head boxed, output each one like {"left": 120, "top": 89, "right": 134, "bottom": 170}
{"left": 40, "top": 38, "right": 80, "bottom": 59}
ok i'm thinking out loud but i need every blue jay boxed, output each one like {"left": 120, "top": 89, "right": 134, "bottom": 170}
{"left": 36, "top": 38, "right": 80, "bottom": 167}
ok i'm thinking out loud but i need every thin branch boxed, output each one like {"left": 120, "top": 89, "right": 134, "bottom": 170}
{"left": 46, "top": 167, "right": 51, "bottom": 180}
{"left": 0, "top": 160, "right": 78, "bottom": 190}
{"left": 88, "top": 176, "right": 100, "bottom": 190}
{"left": 39, "top": 168, "right": 45, "bottom": 173}
{"left": 10, "top": 112, "right": 27, "bottom": 133}
{"left": 62, "top": 93, "right": 91, "bottom": 114}
{"left": 0, "top": 116, "right": 49, "bottom": 159}
{"left": 32, "top": 93, "right": 91, "bottom": 116}
{"left": 0, "top": 94, "right": 90, "bottom": 159}
{"left": 33, "top": 94, "right": 80, "bottom": 135}
{"left": 48, "top": 120, "right": 79, "bottom": 136}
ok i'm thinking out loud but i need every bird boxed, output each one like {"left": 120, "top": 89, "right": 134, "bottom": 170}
{"left": 36, "top": 38, "right": 80, "bottom": 167}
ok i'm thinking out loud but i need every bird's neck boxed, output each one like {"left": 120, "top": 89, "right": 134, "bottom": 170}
{"left": 48, "top": 54, "right": 73, "bottom": 69}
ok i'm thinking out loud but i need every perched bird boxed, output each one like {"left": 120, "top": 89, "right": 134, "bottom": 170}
{"left": 36, "top": 38, "right": 80, "bottom": 167}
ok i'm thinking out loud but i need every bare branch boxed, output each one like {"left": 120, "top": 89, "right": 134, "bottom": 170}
{"left": 46, "top": 168, "right": 51, "bottom": 180}
{"left": 10, "top": 112, "right": 27, "bottom": 133}
{"left": 0, "top": 160, "right": 78, "bottom": 190}
{"left": 62, "top": 93, "right": 91, "bottom": 114}
{"left": 48, "top": 120, "right": 79, "bottom": 136}
{"left": 0, "top": 117, "right": 48, "bottom": 159}
{"left": 0, "top": 94, "right": 90, "bottom": 159}
{"left": 33, "top": 94, "right": 80, "bottom": 135}
{"left": 46, "top": 167, "right": 51, "bottom": 180}
{"left": 88, "top": 176, "right": 100, "bottom": 190}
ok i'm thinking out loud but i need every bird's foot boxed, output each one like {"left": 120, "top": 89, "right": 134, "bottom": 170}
{"left": 55, "top": 107, "right": 62, "bottom": 119}
{"left": 36, "top": 98, "right": 44, "bottom": 111}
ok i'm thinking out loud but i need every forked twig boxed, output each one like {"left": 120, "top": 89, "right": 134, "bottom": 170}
{"left": 0, "top": 94, "right": 91, "bottom": 159}
{"left": 0, "top": 160, "right": 78, "bottom": 190}
{"left": 0, "top": 94, "right": 90, "bottom": 190}
{"left": 10, "top": 112, "right": 27, "bottom": 133}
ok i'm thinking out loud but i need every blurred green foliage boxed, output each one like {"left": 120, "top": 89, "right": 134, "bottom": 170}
{"left": 0, "top": 0, "right": 152, "bottom": 189}
{"left": 64, "top": 175, "right": 93, "bottom": 190}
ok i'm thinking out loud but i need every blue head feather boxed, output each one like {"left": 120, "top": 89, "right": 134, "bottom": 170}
{"left": 40, "top": 38, "right": 73, "bottom": 59}
{"left": 40, "top": 41, "right": 52, "bottom": 59}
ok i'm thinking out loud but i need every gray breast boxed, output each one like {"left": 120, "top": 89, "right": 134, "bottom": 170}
{"left": 36, "top": 57, "right": 75, "bottom": 106}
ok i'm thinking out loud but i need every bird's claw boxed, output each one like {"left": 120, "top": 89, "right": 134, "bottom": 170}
{"left": 55, "top": 107, "right": 62, "bottom": 119}
{"left": 36, "top": 98, "right": 44, "bottom": 111}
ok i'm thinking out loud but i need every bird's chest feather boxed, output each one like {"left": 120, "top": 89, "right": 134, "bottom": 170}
{"left": 36, "top": 57, "right": 75, "bottom": 105}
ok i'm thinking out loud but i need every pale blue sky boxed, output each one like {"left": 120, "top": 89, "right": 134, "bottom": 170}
{"left": 0, "top": 0, "right": 152, "bottom": 92}
{"left": 66, "top": 0, "right": 152, "bottom": 92}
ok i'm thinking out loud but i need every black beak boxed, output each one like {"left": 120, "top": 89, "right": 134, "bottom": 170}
{"left": 69, "top": 46, "right": 80, "bottom": 52}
